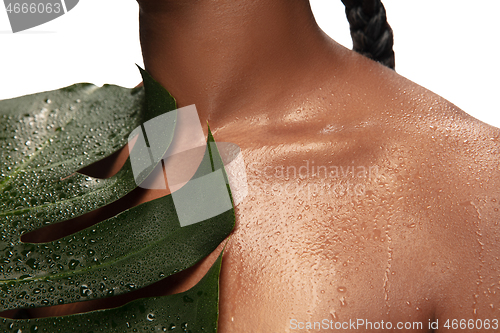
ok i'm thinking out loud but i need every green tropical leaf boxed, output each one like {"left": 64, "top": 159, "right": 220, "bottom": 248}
{"left": 0, "top": 67, "right": 175, "bottom": 227}
{"left": 1, "top": 251, "right": 224, "bottom": 332}
{"left": 0, "top": 68, "right": 235, "bottom": 331}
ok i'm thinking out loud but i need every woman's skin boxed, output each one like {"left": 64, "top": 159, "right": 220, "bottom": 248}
{"left": 15, "top": 0, "right": 500, "bottom": 331}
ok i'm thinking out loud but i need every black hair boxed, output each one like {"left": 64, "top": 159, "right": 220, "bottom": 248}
{"left": 341, "top": 0, "right": 395, "bottom": 70}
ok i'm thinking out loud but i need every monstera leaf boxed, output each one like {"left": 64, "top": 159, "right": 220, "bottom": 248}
{"left": 0, "top": 68, "right": 235, "bottom": 332}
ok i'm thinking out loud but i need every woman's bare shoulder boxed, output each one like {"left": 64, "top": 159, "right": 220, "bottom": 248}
{"left": 315, "top": 49, "right": 500, "bottom": 195}
{"left": 327, "top": 55, "right": 500, "bottom": 319}
{"left": 212, "top": 52, "right": 500, "bottom": 330}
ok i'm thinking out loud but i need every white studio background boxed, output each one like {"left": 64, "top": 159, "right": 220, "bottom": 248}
{"left": 0, "top": 0, "right": 499, "bottom": 128}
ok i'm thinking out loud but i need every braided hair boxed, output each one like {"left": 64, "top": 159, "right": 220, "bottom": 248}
{"left": 341, "top": 0, "right": 395, "bottom": 70}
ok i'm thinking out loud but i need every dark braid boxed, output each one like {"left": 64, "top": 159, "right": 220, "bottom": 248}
{"left": 341, "top": 0, "right": 395, "bottom": 70}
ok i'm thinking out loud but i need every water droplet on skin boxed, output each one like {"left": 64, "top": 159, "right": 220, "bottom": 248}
{"left": 337, "top": 286, "right": 347, "bottom": 293}
{"left": 147, "top": 313, "right": 155, "bottom": 321}
{"left": 330, "top": 310, "right": 337, "bottom": 320}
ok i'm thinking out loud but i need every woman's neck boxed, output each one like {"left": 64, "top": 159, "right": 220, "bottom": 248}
{"left": 138, "top": 0, "right": 336, "bottom": 127}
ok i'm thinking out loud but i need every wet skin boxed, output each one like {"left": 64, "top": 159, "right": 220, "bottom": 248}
{"left": 11, "top": 0, "right": 500, "bottom": 331}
